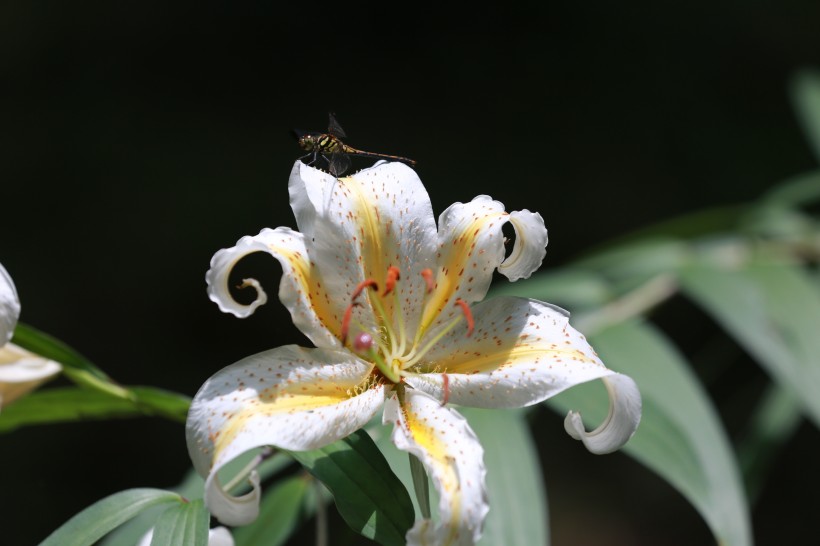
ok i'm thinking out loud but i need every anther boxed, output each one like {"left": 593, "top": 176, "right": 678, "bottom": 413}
{"left": 351, "top": 279, "right": 379, "bottom": 302}
{"left": 455, "top": 298, "right": 474, "bottom": 337}
{"left": 441, "top": 373, "right": 451, "bottom": 406}
{"left": 383, "top": 266, "right": 401, "bottom": 296}
{"left": 420, "top": 268, "right": 434, "bottom": 293}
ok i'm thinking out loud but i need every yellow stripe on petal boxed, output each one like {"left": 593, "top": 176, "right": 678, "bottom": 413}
{"left": 186, "top": 346, "right": 383, "bottom": 478}
{"left": 291, "top": 162, "right": 439, "bottom": 338}
{"left": 419, "top": 197, "right": 509, "bottom": 340}
{"left": 407, "top": 298, "right": 614, "bottom": 410}
{"left": 269, "top": 237, "right": 344, "bottom": 342}
{"left": 384, "top": 388, "right": 488, "bottom": 546}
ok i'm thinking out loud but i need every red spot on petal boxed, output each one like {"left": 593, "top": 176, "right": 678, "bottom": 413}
{"left": 420, "top": 268, "right": 435, "bottom": 293}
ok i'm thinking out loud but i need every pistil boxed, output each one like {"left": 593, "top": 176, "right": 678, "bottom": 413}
{"left": 342, "top": 266, "right": 476, "bottom": 385}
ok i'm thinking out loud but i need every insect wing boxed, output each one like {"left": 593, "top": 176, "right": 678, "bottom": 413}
{"left": 328, "top": 152, "right": 351, "bottom": 177}
{"left": 327, "top": 113, "right": 347, "bottom": 139}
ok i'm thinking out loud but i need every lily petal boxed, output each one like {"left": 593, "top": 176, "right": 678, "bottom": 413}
{"left": 204, "top": 469, "right": 262, "bottom": 526}
{"left": 0, "top": 343, "right": 62, "bottom": 408}
{"left": 407, "top": 298, "right": 617, "bottom": 409}
{"left": 288, "top": 161, "right": 439, "bottom": 336}
{"left": 206, "top": 226, "right": 343, "bottom": 349}
{"left": 0, "top": 262, "right": 21, "bottom": 345}
{"left": 419, "top": 197, "right": 547, "bottom": 338}
{"left": 186, "top": 345, "right": 384, "bottom": 524}
{"left": 564, "top": 373, "right": 642, "bottom": 454}
{"left": 384, "top": 388, "right": 488, "bottom": 546}
{"left": 498, "top": 209, "right": 549, "bottom": 281}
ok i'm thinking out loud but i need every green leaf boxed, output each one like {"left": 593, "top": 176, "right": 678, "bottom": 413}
{"left": 40, "top": 488, "right": 183, "bottom": 546}
{"left": 408, "top": 454, "right": 431, "bottom": 519}
{"left": 574, "top": 238, "right": 690, "bottom": 286}
{"left": 12, "top": 322, "right": 131, "bottom": 399}
{"left": 0, "top": 387, "right": 141, "bottom": 432}
{"left": 489, "top": 268, "right": 612, "bottom": 310}
{"left": 10, "top": 324, "right": 193, "bottom": 422}
{"left": 736, "top": 384, "right": 803, "bottom": 504}
{"left": 547, "top": 321, "right": 751, "bottom": 546}
{"left": 461, "top": 408, "right": 549, "bottom": 546}
{"left": 233, "top": 475, "right": 312, "bottom": 546}
{"left": 150, "top": 499, "right": 209, "bottom": 546}
{"left": 102, "top": 453, "right": 293, "bottom": 546}
{"left": 757, "top": 170, "right": 820, "bottom": 210}
{"left": 0, "top": 386, "right": 190, "bottom": 433}
{"left": 288, "top": 429, "right": 415, "bottom": 546}
{"left": 129, "top": 386, "right": 191, "bottom": 423}
{"left": 100, "top": 470, "right": 206, "bottom": 546}
{"left": 790, "top": 69, "right": 820, "bottom": 164}
{"left": 680, "top": 259, "right": 820, "bottom": 428}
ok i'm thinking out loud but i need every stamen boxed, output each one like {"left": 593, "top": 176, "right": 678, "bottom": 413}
{"left": 351, "top": 279, "right": 379, "bottom": 302}
{"left": 341, "top": 302, "right": 360, "bottom": 345}
{"left": 441, "top": 373, "right": 450, "bottom": 406}
{"left": 392, "top": 288, "right": 408, "bottom": 356}
{"left": 383, "top": 266, "right": 401, "bottom": 296}
{"left": 369, "top": 346, "right": 401, "bottom": 383}
{"left": 403, "top": 312, "right": 468, "bottom": 368}
{"left": 420, "top": 268, "right": 434, "bottom": 293}
{"left": 223, "top": 446, "right": 275, "bottom": 493}
{"left": 455, "top": 298, "right": 475, "bottom": 337}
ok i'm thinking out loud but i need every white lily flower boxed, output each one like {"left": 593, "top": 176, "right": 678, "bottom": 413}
{"left": 0, "top": 262, "right": 61, "bottom": 408}
{"left": 187, "top": 161, "right": 642, "bottom": 545}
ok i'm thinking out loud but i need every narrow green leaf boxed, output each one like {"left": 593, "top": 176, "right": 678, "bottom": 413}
{"left": 233, "top": 475, "right": 311, "bottom": 546}
{"left": 11, "top": 324, "right": 194, "bottom": 420}
{"left": 12, "top": 322, "right": 111, "bottom": 379}
{"left": 680, "top": 259, "right": 820, "bottom": 428}
{"left": 790, "top": 69, "right": 820, "bottom": 163}
{"left": 150, "top": 499, "right": 209, "bottom": 546}
{"left": 100, "top": 470, "right": 206, "bottom": 546}
{"left": 547, "top": 321, "right": 751, "bottom": 546}
{"left": 288, "top": 429, "right": 415, "bottom": 546}
{"left": 461, "top": 408, "right": 549, "bottom": 546}
{"left": 489, "top": 268, "right": 613, "bottom": 310}
{"left": 101, "top": 453, "right": 293, "bottom": 546}
{"left": 737, "top": 384, "right": 803, "bottom": 504}
{"left": 408, "top": 454, "right": 431, "bottom": 519}
{"left": 129, "top": 386, "right": 191, "bottom": 423}
{"left": 40, "top": 488, "right": 182, "bottom": 546}
{"left": 0, "top": 386, "right": 190, "bottom": 433}
{"left": 757, "top": 170, "right": 820, "bottom": 210}
{"left": 0, "top": 387, "right": 141, "bottom": 432}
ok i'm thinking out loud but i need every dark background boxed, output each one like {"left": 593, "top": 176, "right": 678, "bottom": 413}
{"left": 1, "top": 1, "right": 819, "bottom": 544}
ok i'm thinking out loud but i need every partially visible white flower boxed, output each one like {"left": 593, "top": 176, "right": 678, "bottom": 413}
{"left": 137, "top": 525, "right": 234, "bottom": 546}
{"left": 0, "top": 262, "right": 20, "bottom": 345}
{"left": 0, "top": 262, "right": 61, "bottom": 408}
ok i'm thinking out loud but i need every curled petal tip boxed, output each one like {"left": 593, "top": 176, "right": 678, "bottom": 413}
{"left": 206, "top": 234, "right": 275, "bottom": 319}
{"left": 498, "top": 209, "right": 548, "bottom": 282}
{"left": 564, "top": 373, "right": 642, "bottom": 454}
{"left": 204, "top": 470, "right": 262, "bottom": 526}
